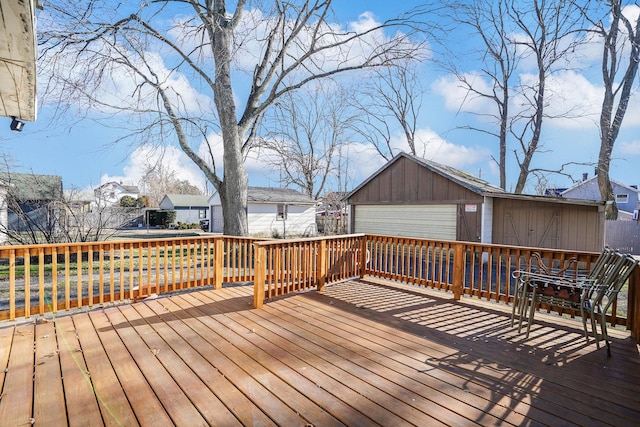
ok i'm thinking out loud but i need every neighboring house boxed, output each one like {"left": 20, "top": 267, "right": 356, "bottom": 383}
{"left": 559, "top": 173, "right": 640, "bottom": 253}
{"left": 94, "top": 181, "right": 140, "bottom": 206}
{"left": 560, "top": 173, "right": 640, "bottom": 219}
{"left": 159, "top": 194, "right": 209, "bottom": 225}
{"left": 0, "top": 173, "right": 64, "bottom": 233}
{"left": 344, "top": 152, "right": 605, "bottom": 252}
{"left": 208, "top": 187, "right": 317, "bottom": 237}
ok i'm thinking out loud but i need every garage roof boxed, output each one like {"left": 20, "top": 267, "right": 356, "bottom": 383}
{"left": 344, "top": 152, "right": 505, "bottom": 201}
{"left": 0, "top": 0, "right": 38, "bottom": 121}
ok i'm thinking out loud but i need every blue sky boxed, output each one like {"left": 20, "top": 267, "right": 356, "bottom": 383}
{"left": 1, "top": 1, "right": 640, "bottom": 196}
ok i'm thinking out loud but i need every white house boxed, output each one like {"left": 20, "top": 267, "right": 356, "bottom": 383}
{"left": 94, "top": 182, "right": 140, "bottom": 207}
{"left": 208, "top": 187, "right": 317, "bottom": 237}
{"left": 159, "top": 194, "right": 209, "bottom": 225}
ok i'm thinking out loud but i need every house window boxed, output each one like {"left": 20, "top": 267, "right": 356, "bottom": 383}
{"left": 199, "top": 209, "right": 206, "bottom": 219}
{"left": 277, "top": 204, "right": 288, "bottom": 220}
{"left": 615, "top": 194, "right": 629, "bottom": 204}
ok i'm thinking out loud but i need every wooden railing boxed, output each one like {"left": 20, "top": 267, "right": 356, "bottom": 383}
{"left": 252, "top": 234, "right": 640, "bottom": 340}
{"left": 1, "top": 233, "right": 639, "bottom": 341}
{"left": 0, "top": 235, "right": 258, "bottom": 321}
{"left": 252, "top": 234, "right": 363, "bottom": 307}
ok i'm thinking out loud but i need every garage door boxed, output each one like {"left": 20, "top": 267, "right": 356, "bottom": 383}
{"left": 354, "top": 205, "right": 456, "bottom": 240}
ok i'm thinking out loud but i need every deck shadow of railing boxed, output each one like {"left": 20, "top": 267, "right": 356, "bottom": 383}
{"left": 310, "top": 278, "right": 639, "bottom": 425}
{"left": 100, "top": 285, "right": 258, "bottom": 332}
{"left": 315, "top": 277, "right": 597, "bottom": 355}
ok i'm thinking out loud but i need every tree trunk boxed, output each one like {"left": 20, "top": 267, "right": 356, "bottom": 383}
{"left": 212, "top": 2, "right": 249, "bottom": 236}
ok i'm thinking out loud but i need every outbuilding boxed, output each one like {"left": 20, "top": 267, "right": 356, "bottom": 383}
{"left": 208, "top": 187, "right": 317, "bottom": 237}
{"left": 159, "top": 194, "right": 210, "bottom": 226}
{"left": 344, "top": 152, "right": 605, "bottom": 252}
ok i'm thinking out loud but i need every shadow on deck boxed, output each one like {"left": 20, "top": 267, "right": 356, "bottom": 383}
{"left": 0, "top": 277, "right": 638, "bottom": 426}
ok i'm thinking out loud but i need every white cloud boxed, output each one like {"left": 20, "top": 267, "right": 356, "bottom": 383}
{"left": 405, "top": 128, "right": 491, "bottom": 170}
{"left": 92, "top": 145, "right": 208, "bottom": 191}
{"left": 339, "top": 128, "right": 493, "bottom": 187}
{"left": 432, "top": 73, "right": 496, "bottom": 115}
{"left": 619, "top": 140, "right": 640, "bottom": 155}
{"left": 519, "top": 70, "right": 602, "bottom": 129}
{"left": 435, "top": 67, "right": 640, "bottom": 132}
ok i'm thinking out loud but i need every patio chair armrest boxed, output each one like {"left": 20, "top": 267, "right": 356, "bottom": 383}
{"left": 512, "top": 270, "right": 581, "bottom": 288}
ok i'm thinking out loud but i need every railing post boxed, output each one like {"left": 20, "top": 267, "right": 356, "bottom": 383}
{"left": 629, "top": 264, "right": 640, "bottom": 340}
{"left": 317, "top": 239, "right": 327, "bottom": 291}
{"left": 358, "top": 235, "right": 367, "bottom": 278}
{"left": 214, "top": 238, "right": 224, "bottom": 290}
{"left": 453, "top": 243, "right": 464, "bottom": 300}
{"left": 253, "top": 243, "right": 266, "bottom": 309}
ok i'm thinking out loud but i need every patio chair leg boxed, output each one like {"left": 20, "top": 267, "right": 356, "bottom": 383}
{"left": 512, "top": 283, "right": 527, "bottom": 330}
{"left": 591, "top": 312, "right": 600, "bottom": 349}
{"left": 525, "top": 295, "right": 536, "bottom": 339}
{"left": 599, "top": 313, "right": 612, "bottom": 357}
{"left": 517, "top": 296, "right": 527, "bottom": 333}
{"left": 510, "top": 287, "right": 518, "bottom": 327}
{"left": 517, "top": 287, "right": 531, "bottom": 335}
{"left": 581, "top": 316, "right": 590, "bottom": 344}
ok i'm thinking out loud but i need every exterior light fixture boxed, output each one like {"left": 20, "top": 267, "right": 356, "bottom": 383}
{"left": 10, "top": 117, "right": 24, "bottom": 132}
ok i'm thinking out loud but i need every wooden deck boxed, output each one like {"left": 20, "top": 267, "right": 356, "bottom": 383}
{"left": 0, "top": 277, "right": 639, "bottom": 426}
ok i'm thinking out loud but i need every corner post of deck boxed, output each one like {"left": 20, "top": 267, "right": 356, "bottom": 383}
{"left": 253, "top": 243, "right": 266, "bottom": 309}
{"left": 453, "top": 243, "right": 464, "bottom": 301}
{"left": 317, "top": 239, "right": 327, "bottom": 292}
{"left": 629, "top": 262, "right": 640, "bottom": 340}
{"left": 214, "top": 237, "right": 224, "bottom": 290}
{"left": 358, "top": 235, "right": 367, "bottom": 278}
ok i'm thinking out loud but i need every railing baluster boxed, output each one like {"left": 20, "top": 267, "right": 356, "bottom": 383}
{"left": 52, "top": 247, "right": 58, "bottom": 313}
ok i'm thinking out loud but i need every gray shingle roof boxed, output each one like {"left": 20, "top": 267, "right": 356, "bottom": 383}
{"left": 248, "top": 187, "right": 315, "bottom": 204}
{"left": 163, "top": 194, "right": 209, "bottom": 207}
{"left": 0, "top": 172, "right": 63, "bottom": 201}
{"left": 406, "top": 153, "right": 504, "bottom": 194}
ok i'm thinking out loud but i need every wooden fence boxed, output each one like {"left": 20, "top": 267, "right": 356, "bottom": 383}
{"left": 1, "top": 233, "right": 639, "bottom": 341}
{"left": 606, "top": 219, "right": 640, "bottom": 255}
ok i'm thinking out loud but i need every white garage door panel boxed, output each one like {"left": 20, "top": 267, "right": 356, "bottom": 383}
{"left": 355, "top": 205, "right": 456, "bottom": 240}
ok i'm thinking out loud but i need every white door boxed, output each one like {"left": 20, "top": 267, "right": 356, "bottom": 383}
{"left": 211, "top": 205, "right": 224, "bottom": 233}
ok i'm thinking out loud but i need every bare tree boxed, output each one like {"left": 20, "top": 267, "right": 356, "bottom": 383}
{"left": 39, "top": 1, "right": 425, "bottom": 236}
{"left": 434, "top": 0, "right": 587, "bottom": 193}
{"left": 508, "top": 0, "right": 587, "bottom": 193}
{"left": 439, "top": 0, "right": 518, "bottom": 190}
{"left": 139, "top": 161, "right": 203, "bottom": 207}
{"left": 0, "top": 171, "right": 64, "bottom": 244}
{"left": 259, "top": 82, "right": 354, "bottom": 199}
{"left": 59, "top": 188, "right": 140, "bottom": 243}
{"left": 585, "top": 1, "right": 640, "bottom": 219}
{"left": 0, "top": 174, "right": 131, "bottom": 244}
{"left": 351, "top": 61, "right": 426, "bottom": 161}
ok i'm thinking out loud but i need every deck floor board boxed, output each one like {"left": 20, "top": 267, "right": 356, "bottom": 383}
{"left": 33, "top": 321, "right": 66, "bottom": 426}
{"left": 0, "top": 324, "right": 35, "bottom": 426}
{"left": 0, "top": 278, "right": 639, "bottom": 426}
{"left": 55, "top": 315, "right": 105, "bottom": 427}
